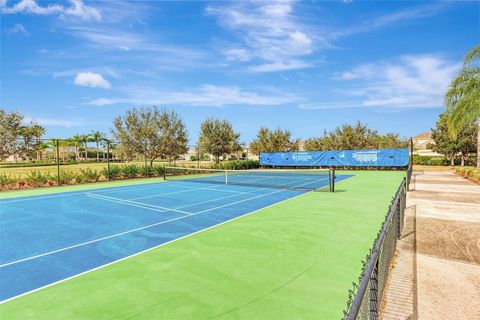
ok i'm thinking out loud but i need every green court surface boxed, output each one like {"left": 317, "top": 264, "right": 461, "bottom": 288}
{"left": 0, "top": 170, "right": 405, "bottom": 319}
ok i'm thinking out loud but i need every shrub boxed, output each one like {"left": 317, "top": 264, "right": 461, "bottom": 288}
{"left": 455, "top": 167, "right": 480, "bottom": 182}
{"left": 25, "top": 171, "right": 51, "bottom": 187}
{"left": 101, "top": 165, "right": 122, "bottom": 180}
{"left": 56, "top": 171, "right": 76, "bottom": 185}
{"left": 122, "top": 164, "right": 139, "bottom": 178}
{"left": 153, "top": 164, "right": 165, "bottom": 177}
{"left": 213, "top": 160, "right": 260, "bottom": 170}
{"left": 0, "top": 173, "right": 17, "bottom": 190}
{"left": 79, "top": 168, "right": 101, "bottom": 183}
{"left": 140, "top": 165, "right": 155, "bottom": 177}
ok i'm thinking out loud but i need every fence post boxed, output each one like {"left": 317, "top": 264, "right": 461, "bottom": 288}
{"left": 106, "top": 140, "right": 110, "bottom": 181}
{"left": 370, "top": 261, "right": 379, "bottom": 320}
{"left": 56, "top": 140, "right": 60, "bottom": 186}
{"left": 197, "top": 145, "right": 200, "bottom": 168}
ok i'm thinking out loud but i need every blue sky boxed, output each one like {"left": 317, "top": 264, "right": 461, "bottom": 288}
{"left": 1, "top": 0, "right": 478, "bottom": 144}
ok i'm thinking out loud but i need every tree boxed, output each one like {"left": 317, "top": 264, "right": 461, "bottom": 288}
{"left": 69, "top": 135, "right": 83, "bottom": 162}
{"left": 159, "top": 110, "right": 188, "bottom": 163}
{"left": 91, "top": 130, "right": 106, "bottom": 162}
{"left": 303, "top": 137, "right": 324, "bottom": 151}
{"left": 305, "top": 122, "right": 406, "bottom": 151}
{"left": 431, "top": 114, "right": 460, "bottom": 165}
{"left": 30, "top": 123, "right": 45, "bottom": 161}
{"left": 445, "top": 45, "right": 480, "bottom": 168}
{"left": 80, "top": 134, "right": 91, "bottom": 160}
{"left": 0, "top": 109, "right": 23, "bottom": 161}
{"left": 112, "top": 107, "right": 188, "bottom": 165}
{"left": 198, "top": 118, "right": 241, "bottom": 163}
{"left": 250, "top": 127, "right": 299, "bottom": 154}
{"left": 431, "top": 113, "right": 477, "bottom": 166}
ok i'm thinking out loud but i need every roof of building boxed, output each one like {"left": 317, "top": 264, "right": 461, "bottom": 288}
{"left": 413, "top": 132, "right": 432, "bottom": 140}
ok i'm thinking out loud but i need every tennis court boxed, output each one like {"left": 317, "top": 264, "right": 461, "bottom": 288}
{"left": 0, "top": 170, "right": 405, "bottom": 319}
{"left": 1, "top": 168, "right": 349, "bottom": 302}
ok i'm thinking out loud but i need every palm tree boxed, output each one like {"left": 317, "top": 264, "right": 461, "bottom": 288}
{"left": 30, "top": 124, "right": 45, "bottom": 161}
{"left": 446, "top": 45, "right": 480, "bottom": 168}
{"left": 70, "top": 135, "right": 83, "bottom": 162}
{"left": 80, "top": 134, "right": 92, "bottom": 161}
{"left": 91, "top": 130, "right": 106, "bottom": 162}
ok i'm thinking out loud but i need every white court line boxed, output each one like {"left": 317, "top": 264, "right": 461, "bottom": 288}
{"left": 174, "top": 186, "right": 271, "bottom": 210}
{"left": 129, "top": 174, "right": 290, "bottom": 201}
{"left": 0, "top": 180, "right": 200, "bottom": 204}
{"left": 85, "top": 193, "right": 193, "bottom": 216}
{"left": 128, "top": 183, "right": 246, "bottom": 201}
{"left": 0, "top": 186, "right": 291, "bottom": 269}
{"left": 0, "top": 187, "right": 312, "bottom": 304}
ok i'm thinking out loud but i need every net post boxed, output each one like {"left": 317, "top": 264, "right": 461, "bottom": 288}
{"left": 330, "top": 168, "right": 335, "bottom": 192}
{"left": 225, "top": 170, "right": 228, "bottom": 184}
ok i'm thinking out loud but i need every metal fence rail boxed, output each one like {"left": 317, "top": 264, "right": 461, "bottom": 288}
{"left": 343, "top": 178, "right": 406, "bottom": 320}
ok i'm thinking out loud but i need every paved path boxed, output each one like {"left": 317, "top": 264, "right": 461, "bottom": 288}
{"left": 380, "top": 170, "right": 480, "bottom": 320}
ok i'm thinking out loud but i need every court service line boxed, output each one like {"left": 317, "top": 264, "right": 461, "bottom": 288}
{"left": 1, "top": 187, "right": 292, "bottom": 269}
{"left": 0, "top": 187, "right": 312, "bottom": 304}
{"left": 174, "top": 186, "right": 271, "bottom": 210}
{"left": 85, "top": 193, "right": 193, "bottom": 216}
{"left": 128, "top": 183, "right": 247, "bottom": 201}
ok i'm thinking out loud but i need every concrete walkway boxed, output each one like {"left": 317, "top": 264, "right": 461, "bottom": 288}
{"left": 380, "top": 170, "right": 480, "bottom": 320}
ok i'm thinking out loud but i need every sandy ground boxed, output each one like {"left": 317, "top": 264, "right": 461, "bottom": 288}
{"left": 380, "top": 170, "right": 480, "bottom": 320}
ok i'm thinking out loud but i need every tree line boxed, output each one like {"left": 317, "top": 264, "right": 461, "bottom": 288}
{"left": 1, "top": 107, "right": 409, "bottom": 165}
{"left": 444, "top": 45, "right": 479, "bottom": 168}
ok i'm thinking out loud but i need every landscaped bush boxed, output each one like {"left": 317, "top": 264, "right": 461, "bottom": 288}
{"left": 455, "top": 167, "right": 480, "bottom": 183}
{"left": 121, "top": 164, "right": 139, "bottom": 178}
{"left": 139, "top": 165, "right": 155, "bottom": 177}
{"left": 25, "top": 171, "right": 51, "bottom": 187}
{"left": 79, "top": 168, "right": 101, "bottom": 183}
{"left": 0, "top": 173, "right": 17, "bottom": 191}
{"left": 213, "top": 160, "right": 260, "bottom": 170}
{"left": 153, "top": 164, "right": 165, "bottom": 177}
{"left": 101, "top": 165, "right": 122, "bottom": 180}
{"left": 412, "top": 155, "right": 450, "bottom": 166}
{"left": 57, "top": 171, "right": 76, "bottom": 185}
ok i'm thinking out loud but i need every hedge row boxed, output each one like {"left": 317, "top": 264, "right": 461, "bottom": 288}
{"left": 455, "top": 167, "right": 480, "bottom": 183}
{"left": 413, "top": 155, "right": 477, "bottom": 166}
{"left": 0, "top": 161, "right": 261, "bottom": 191}
{"left": 0, "top": 164, "right": 167, "bottom": 191}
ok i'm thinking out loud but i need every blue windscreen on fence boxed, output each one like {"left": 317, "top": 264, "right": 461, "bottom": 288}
{"left": 259, "top": 148, "right": 410, "bottom": 167}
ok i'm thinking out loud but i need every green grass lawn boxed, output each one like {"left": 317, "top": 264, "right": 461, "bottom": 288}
{"left": 0, "top": 170, "right": 405, "bottom": 319}
{"left": 0, "top": 160, "right": 215, "bottom": 178}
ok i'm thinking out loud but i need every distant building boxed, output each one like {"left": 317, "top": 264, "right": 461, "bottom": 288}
{"left": 412, "top": 132, "right": 442, "bottom": 156}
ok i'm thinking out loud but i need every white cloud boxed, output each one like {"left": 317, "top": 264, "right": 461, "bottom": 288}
{"left": 223, "top": 47, "right": 251, "bottom": 62}
{"left": 6, "top": 23, "right": 30, "bottom": 35}
{"left": 248, "top": 60, "right": 312, "bottom": 73}
{"left": 74, "top": 72, "right": 111, "bottom": 89}
{"left": 207, "top": 1, "right": 319, "bottom": 72}
{"left": 331, "top": 55, "right": 460, "bottom": 109}
{"left": 89, "top": 84, "right": 299, "bottom": 107}
{"left": 24, "top": 116, "right": 84, "bottom": 128}
{"left": 332, "top": 4, "right": 444, "bottom": 38}
{"left": 1, "top": 0, "right": 101, "bottom": 21}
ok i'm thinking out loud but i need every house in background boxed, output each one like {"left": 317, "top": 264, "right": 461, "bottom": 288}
{"left": 412, "top": 132, "right": 442, "bottom": 156}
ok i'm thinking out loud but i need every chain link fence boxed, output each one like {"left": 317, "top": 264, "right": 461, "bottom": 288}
{"left": 0, "top": 138, "right": 259, "bottom": 190}
{"left": 343, "top": 178, "right": 406, "bottom": 320}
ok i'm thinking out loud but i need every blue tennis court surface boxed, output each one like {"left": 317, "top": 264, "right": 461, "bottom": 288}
{"left": 0, "top": 173, "right": 352, "bottom": 302}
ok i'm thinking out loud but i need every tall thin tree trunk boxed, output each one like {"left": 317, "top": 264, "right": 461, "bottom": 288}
{"left": 477, "top": 118, "right": 480, "bottom": 168}
{"left": 96, "top": 141, "right": 100, "bottom": 162}
{"left": 461, "top": 156, "right": 465, "bottom": 167}
{"left": 450, "top": 157, "right": 454, "bottom": 166}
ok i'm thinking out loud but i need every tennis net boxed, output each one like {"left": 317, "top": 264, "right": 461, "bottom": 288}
{"left": 163, "top": 166, "right": 335, "bottom": 192}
